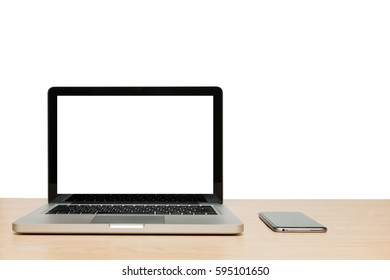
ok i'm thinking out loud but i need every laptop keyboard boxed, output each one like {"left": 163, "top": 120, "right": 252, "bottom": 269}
{"left": 46, "top": 205, "right": 217, "bottom": 215}
{"left": 64, "top": 194, "right": 207, "bottom": 203}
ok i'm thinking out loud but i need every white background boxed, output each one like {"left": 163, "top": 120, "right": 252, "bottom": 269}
{"left": 1, "top": 0, "right": 390, "bottom": 198}
{"left": 0, "top": 260, "right": 389, "bottom": 280}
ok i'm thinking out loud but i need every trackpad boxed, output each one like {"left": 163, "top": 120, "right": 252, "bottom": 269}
{"left": 91, "top": 216, "right": 165, "bottom": 224}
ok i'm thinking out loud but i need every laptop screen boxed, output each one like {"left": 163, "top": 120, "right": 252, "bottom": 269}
{"left": 56, "top": 95, "right": 214, "bottom": 194}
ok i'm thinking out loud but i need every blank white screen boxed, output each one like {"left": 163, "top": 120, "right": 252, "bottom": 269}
{"left": 57, "top": 95, "right": 213, "bottom": 194}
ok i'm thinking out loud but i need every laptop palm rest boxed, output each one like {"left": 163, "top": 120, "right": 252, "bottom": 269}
{"left": 91, "top": 216, "right": 165, "bottom": 224}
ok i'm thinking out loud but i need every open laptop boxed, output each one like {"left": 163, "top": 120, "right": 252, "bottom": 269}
{"left": 13, "top": 87, "right": 244, "bottom": 234}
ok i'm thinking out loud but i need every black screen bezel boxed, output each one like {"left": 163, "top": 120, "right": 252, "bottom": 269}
{"left": 48, "top": 87, "right": 223, "bottom": 203}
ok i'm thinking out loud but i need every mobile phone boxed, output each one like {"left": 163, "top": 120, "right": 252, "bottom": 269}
{"left": 258, "top": 211, "right": 327, "bottom": 233}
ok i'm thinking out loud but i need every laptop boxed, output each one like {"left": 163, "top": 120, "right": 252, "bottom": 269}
{"left": 13, "top": 87, "right": 244, "bottom": 234}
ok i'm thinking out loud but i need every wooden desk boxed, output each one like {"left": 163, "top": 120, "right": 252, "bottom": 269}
{"left": 1, "top": 198, "right": 389, "bottom": 259}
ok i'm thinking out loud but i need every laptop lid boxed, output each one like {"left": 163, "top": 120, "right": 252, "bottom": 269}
{"left": 48, "top": 87, "right": 223, "bottom": 204}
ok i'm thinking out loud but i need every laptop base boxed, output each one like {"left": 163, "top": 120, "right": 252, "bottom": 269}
{"left": 13, "top": 204, "right": 244, "bottom": 235}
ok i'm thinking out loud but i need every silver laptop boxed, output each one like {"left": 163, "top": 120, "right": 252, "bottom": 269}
{"left": 13, "top": 87, "right": 243, "bottom": 234}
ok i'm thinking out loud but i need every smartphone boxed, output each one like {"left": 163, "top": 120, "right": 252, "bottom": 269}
{"left": 258, "top": 211, "right": 327, "bottom": 233}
